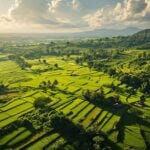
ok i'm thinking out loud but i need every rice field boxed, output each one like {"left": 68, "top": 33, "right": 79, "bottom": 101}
{"left": 0, "top": 55, "right": 149, "bottom": 149}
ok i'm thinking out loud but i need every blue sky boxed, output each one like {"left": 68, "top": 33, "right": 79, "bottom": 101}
{"left": 0, "top": 0, "right": 149, "bottom": 33}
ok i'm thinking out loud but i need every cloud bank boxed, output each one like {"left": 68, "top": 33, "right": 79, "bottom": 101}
{"left": 83, "top": 0, "right": 150, "bottom": 29}
{"left": 0, "top": 0, "right": 149, "bottom": 33}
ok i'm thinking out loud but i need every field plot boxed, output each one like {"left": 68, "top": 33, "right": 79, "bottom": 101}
{"left": 27, "top": 132, "right": 61, "bottom": 150}
{"left": 123, "top": 126, "right": 146, "bottom": 149}
{"left": 0, "top": 127, "right": 26, "bottom": 145}
{"left": 0, "top": 97, "right": 34, "bottom": 128}
{"left": 7, "top": 130, "right": 32, "bottom": 147}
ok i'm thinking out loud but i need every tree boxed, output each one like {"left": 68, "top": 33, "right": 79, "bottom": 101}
{"left": 82, "top": 88, "right": 105, "bottom": 106}
{"left": 43, "top": 59, "right": 47, "bottom": 64}
{"left": 107, "top": 68, "right": 116, "bottom": 76}
{"left": 0, "top": 83, "right": 8, "bottom": 94}
{"left": 92, "top": 136, "right": 104, "bottom": 150}
{"left": 47, "top": 80, "right": 51, "bottom": 88}
{"left": 106, "top": 94, "right": 121, "bottom": 106}
{"left": 34, "top": 97, "right": 51, "bottom": 108}
{"left": 139, "top": 95, "right": 145, "bottom": 105}
{"left": 87, "top": 61, "right": 94, "bottom": 70}
{"left": 39, "top": 81, "right": 47, "bottom": 92}
{"left": 54, "top": 63, "right": 58, "bottom": 68}
{"left": 39, "top": 80, "right": 58, "bottom": 91}
{"left": 51, "top": 80, "right": 58, "bottom": 89}
{"left": 82, "top": 90, "right": 91, "bottom": 100}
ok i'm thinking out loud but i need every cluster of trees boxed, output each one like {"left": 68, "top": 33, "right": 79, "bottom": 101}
{"left": 120, "top": 74, "right": 141, "bottom": 89}
{"left": 39, "top": 80, "right": 58, "bottom": 92}
{"left": 129, "top": 52, "right": 150, "bottom": 66}
{"left": 137, "top": 52, "right": 150, "bottom": 61}
{"left": 82, "top": 88, "right": 121, "bottom": 107}
{"left": 82, "top": 88, "right": 104, "bottom": 104}
{"left": 24, "top": 50, "right": 45, "bottom": 59}
{"left": 38, "top": 59, "right": 48, "bottom": 64}
{"left": 34, "top": 96, "right": 51, "bottom": 108}
{"left": 75, "top": 50, "right": 120, "bottom": 77}
{"left": 0, "top": 83, "right": 8, "bottom": 94}
{"left": 22, "top": 42, "right": 83, "bottom": 59}
{"left": 75, "top": 49, "right": 122, "bottom": 65}
{"left": 1, "top": 30, "right": 149, "bottom": 62}
{"left": 87, "top": 61, "right": 117, "bottom": 77}
{"left": 8, "top": 55, "right": 31, "bottom": 69}
{"left": 76, "top": 50, "right": 149, "bottom": 95}
{"left": 120, "top": 73, "right": 150, "bottom": 94}
{"left": 18, "top": 108, "right": 53, "bottom": 131}
{"left": 38, "top": 59, "right": 59, "bottom": 69}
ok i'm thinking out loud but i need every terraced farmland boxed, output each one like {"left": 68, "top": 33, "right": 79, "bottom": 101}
{"left": 0, "top": 41, "right": 150, "bottom": 150}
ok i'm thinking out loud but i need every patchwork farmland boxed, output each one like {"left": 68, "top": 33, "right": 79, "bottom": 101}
{"left": 0, "top": 54, "right": 149, "bottom": 149}
{"left": 0, "top": 30, "right": 150, "bottom": 149}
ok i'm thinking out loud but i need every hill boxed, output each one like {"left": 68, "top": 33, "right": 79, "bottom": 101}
{"left": 76, "top": 29, "right": 150, "bottom": 49}
{"left": 73, "top": 27, "right": 141, "bottom": 38}
{"left": 121, "top": 29, "right": 150, "bottom": 49}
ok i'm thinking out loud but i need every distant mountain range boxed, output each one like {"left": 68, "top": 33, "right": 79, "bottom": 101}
{"left": 0, "top": 27, "right": 145, "bottom": 42}
{"left": 72, "top": 27, "right": 142, "bottom": 38}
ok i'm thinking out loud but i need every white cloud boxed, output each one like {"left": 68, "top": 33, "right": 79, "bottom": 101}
{"left": 15, "top": 1, "right": 82, "bottom": 28}
{"left": 48, "top": 0, "right": 81, "bottom": 23}
{"left": 83, "top": 0, "right": 150, "bottom": 29}
{"left": 0, "top": 0, "right": 84, "bottom": 32}
{"left": 49, "top": 0, "right": 80, "bottom": 13}
{"left": 49, "top": 0, "right": 62, "bottom": 13}
{"left": 114, "top": 0, "right": 148, "bottom": 21}
{"left": 83, "top": 10, "right": 104, "bottom": 29}
{"left": 0, "top": 0, "right": 149, "bottom": 33}
{"left": 9, "top": 0, "right": 55, "bottom": 24}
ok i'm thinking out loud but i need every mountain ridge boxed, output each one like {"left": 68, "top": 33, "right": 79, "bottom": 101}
{"left": 73, "top": 27, "right": 142, "bottom": 37}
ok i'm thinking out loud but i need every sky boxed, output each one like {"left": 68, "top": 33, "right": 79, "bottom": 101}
{"left": 0, "top": 0, "right": 149, "bottom": 33}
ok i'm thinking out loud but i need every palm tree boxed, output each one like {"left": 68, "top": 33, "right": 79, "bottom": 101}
{"left": 51, "top": 80, "right": 58, "bottom": 89}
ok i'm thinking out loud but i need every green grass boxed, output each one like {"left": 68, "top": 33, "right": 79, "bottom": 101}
{"left": 0, "top": 113, "right": 10, "bottom": 121}
{"left": 82, "top": 107, "right": 101, "bottom": 128}
{"left": 101, "top": 115, "right": 120, "bottom": 133}
{"left": 0, "top": 60, "right": 28, "bottom": 85}
{"left": 27, "top": 132, "right": 60, "bottom": 150}
{"left": 4, "top": 103, "right": 33, "bottom": 116}
{"left": 73, "top": 104, "right": 95, "bottom": 123}
{"left": 70, "top": 101, "right": 89, "bottom": 118}
{"left": 8, "top": 130, "right": 32, "bottom": 146}
{"left": 123, "top": 125, "right": 146, "bottom": 149}
{"left": 0, "top": 127, "right": 26, "bottom": 145}
{"left": 0, "top": 100, "right": 26, "bottom": 111}
{"left": 0, "top": 108, "right": 33, "bottom": 128}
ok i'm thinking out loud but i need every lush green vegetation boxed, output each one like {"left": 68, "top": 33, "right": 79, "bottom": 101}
{"left": 0, "top": 30, "right": 150, "bottom": 150}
